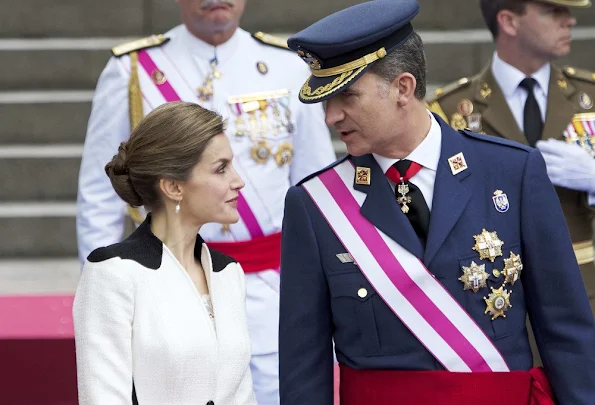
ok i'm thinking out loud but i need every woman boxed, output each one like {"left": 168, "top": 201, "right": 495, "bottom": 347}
{"left": 73, "top": 101, "right": 256, "bottom": 405}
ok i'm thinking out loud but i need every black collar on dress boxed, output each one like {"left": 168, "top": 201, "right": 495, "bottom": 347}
{"left": 87, "top": 214, "right": 236, "bottom": 272}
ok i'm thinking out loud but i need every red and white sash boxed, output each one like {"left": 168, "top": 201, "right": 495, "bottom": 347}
{"left": 303, "top": 160, "right": 509, "bottom": 372}
{"left": 135, "top": 49, "right": 267, "bottom": 239}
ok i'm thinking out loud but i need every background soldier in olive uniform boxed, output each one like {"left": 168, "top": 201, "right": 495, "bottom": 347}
{"left": 428, "top": 0, "right": 595, "bottom": 364}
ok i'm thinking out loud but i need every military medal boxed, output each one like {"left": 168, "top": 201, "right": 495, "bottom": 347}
{"left": 484, "top": 286, "right": 512, "bottom": 320}
{"left": 251, "top": 140, "right": 271, "bottom": 164}
{"left": 221, "top": 224, "right": 231, "bottom": 233}
{"left": 459, "top": 261, "right": 488, "bottom": 293}
{"left": 501, "top": 252, "right": 523, "bottom": 285}
{"left": 197, "top": 57, "right": 221, "bottom": 101}
{"left": 447, "top": 152, "right": 467, "bottom": 175}
{"left": 279, "top": 96, "right": 295, "bottom": 133}
{"left": 397, "top": 182, "right": 412, "bottom": 213}
{"left": 492, "top": 190, "right": 509, "bottom": 213}
{"left": 355, "top": 167, "right": 371, "bottom": 185}
{"left": 472, "top": 229, "right": 504, "bottom": 262}
{"left": 274, "top": 142, "right": 294, "bottom": 166}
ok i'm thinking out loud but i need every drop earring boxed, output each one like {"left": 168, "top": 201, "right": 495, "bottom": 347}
{"left": 175, "top": 200, "right": 181, "bottom": 214}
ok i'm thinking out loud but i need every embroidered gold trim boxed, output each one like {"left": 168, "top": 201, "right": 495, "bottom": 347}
{"left": 574, "top": 240, "right": 594, "bottom": 265}
{"left": 311, "top": 48, "right": 387, "bottom": 78}
{"left": 300, "top": 66, "right": 367, "bottom": 101}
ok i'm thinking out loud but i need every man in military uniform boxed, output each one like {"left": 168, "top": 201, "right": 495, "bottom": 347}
{"left": 427, "top": 0, "right": 595, "bottom": 321}
{"left": 279, "top": 0, "right": 595, "bottom": 404}
{"left": 76, "top": 0, "right": 335, "bottom": 403}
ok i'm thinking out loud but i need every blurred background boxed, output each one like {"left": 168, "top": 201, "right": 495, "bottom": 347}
{"left": 2, "top": 0, "right": 594, "bottom": 284}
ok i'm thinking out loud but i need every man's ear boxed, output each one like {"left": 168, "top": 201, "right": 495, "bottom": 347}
{"left": 497, "top": 9, "right": 521, "bottom": 38}
{"left": 393, "top": 72, "right": 417, "bottom": 106}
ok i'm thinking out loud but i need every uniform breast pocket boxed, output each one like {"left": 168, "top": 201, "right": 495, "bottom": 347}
{"left": 458, "top": 243, "right": 525, "bottom": 340}
{"left": 328, "top": 272, "right": 381, "bottom": 355}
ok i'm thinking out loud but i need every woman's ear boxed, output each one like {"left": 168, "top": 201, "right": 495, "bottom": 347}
{"left": 159, "top": 178, "right": 184, "bottom": 203}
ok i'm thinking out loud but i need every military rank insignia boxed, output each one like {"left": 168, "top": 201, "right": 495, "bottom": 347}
{"left": 492, "top": 190, "right": 509, "bottom": 213}
{"left": 472, "top": 229, "right": 503, "bottom": 262}
{"left": 458, "top": 261, "right": 488, "bottom": 293}
{"left": 484, "top": 286, "right": 512, "bottom": 320}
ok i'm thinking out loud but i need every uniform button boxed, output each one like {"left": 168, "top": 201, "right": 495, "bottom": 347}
{"left": 357, "top": 288, "right": 368, "bottom": 298}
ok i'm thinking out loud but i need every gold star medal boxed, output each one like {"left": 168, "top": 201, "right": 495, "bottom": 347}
{"left": 501, "top": 252, "right": 523, "bottom": 285}
{"left": 484, "top": 286, "right": 512, "bottom": 320}
{"left": 274, "top": 142, "right": 294, "bottom": 166}
{"left": 458, "top": 261, "right": 488, "bottom": 293}
{"left": 251, "top": 140, "right": 271, "bottom": 164}
{"left": 472, "top": 229, "right": 504, "bottom": 262}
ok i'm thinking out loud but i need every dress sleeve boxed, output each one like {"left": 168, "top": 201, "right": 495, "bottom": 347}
{"left": 73, "top": 259, "right": 135, "bottom": 405}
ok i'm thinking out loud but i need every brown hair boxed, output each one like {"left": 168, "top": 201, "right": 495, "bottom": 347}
{"left": 105, "top": 101, "right": 225, "bottom": 210}
{"left": 480, "top": 0, "right": 529, "bottom": 39}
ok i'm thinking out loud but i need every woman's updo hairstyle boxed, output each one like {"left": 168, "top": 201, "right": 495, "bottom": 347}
{"left": 105, "top": 101, "right": 225, "bottom": 210}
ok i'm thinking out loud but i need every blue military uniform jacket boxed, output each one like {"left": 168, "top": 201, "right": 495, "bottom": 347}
{"left": 279, "top": 115, "right": 595, "bottom": 405}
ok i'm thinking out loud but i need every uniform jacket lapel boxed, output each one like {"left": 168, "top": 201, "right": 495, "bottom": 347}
{"left": 542, "top": 65, "right": 578, "bottom": 141}
{"left": 473, "top": 64, "right": 527, "bottom": 144}
{"left": 351, "top": 154, "right": 424, "bottom": 259}
{"left": 423, "top": 117, "right": 473, "bottom": 266}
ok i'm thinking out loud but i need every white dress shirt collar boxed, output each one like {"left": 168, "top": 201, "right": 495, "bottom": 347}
{"left": 492, "top": 51, "right": 550, "bottom": 98}
{"left": 373, "top": 112, "right": 442, "bottom": 174}
{"left": 181, "top": 24, "right": 242, "bottom": 63}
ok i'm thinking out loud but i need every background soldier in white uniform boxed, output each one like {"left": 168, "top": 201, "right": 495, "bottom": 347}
{"left": 76, "top": 0, "right": 335, "bottom": 403}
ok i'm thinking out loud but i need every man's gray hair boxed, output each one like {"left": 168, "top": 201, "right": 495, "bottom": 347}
{"left": 371, "top": 31, "right": 427, "bottom": 100}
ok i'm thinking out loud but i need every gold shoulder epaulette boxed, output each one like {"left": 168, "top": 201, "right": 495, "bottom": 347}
{"left": 427, "top": 77, "right": 471, "bottom": 102}
{"left": 563, "top": 66, "right": 595, "bottom": 83}
{"left": 252, "top": 32, "right": 290, "bottom": 51}
{"left": 111, "top": 34, "right": 169, "bottom": 57}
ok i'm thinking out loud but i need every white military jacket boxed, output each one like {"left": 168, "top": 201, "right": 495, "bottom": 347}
{"left": 77, "top": 25, "right": 335, "bottom": 263}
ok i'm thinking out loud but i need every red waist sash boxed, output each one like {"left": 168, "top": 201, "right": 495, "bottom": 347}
{"left": 339, "top": 365, "right": 554, "bottom": 405}
{"left": 206, "top": 232, "right": 281, "bottom": 273}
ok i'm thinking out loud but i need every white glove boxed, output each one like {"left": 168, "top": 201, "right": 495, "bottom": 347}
{"left": 535, "top": 138, "right": 595, "bottom": 193}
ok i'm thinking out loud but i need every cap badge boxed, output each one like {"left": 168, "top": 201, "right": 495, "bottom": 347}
{"left": 297, "top": 48, "right": 322, "bottom": 70}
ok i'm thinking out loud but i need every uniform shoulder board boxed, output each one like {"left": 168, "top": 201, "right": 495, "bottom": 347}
{"left": 460, "top": 130, "right": 532, "bottom": 152}
{"left": 298, "top": 155, "right": 350, "bottom": 186}
{"left": 562, "top": 66, "right": 595, "bottom": 84}
{"left": 426, "top": 77, "right": 471, "bottom": 102}
{"left": 252, "top": 31, "right": 291, "bottom": 51}
{"left": 111, "top": 34, "right": 170, "bottom": 57}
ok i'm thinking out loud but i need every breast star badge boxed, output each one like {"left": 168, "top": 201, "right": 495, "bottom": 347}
{"left": 472, "top": 229, "right": 504, "bottom": 262}
{"left": 484, "top": 286, "right": 512, "bottom": 320}
{"left": 458, "top": 261, "right": 488, "bottom": 293}
{"left": 502, "top": 252, "right": 523, "bottom": 285}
